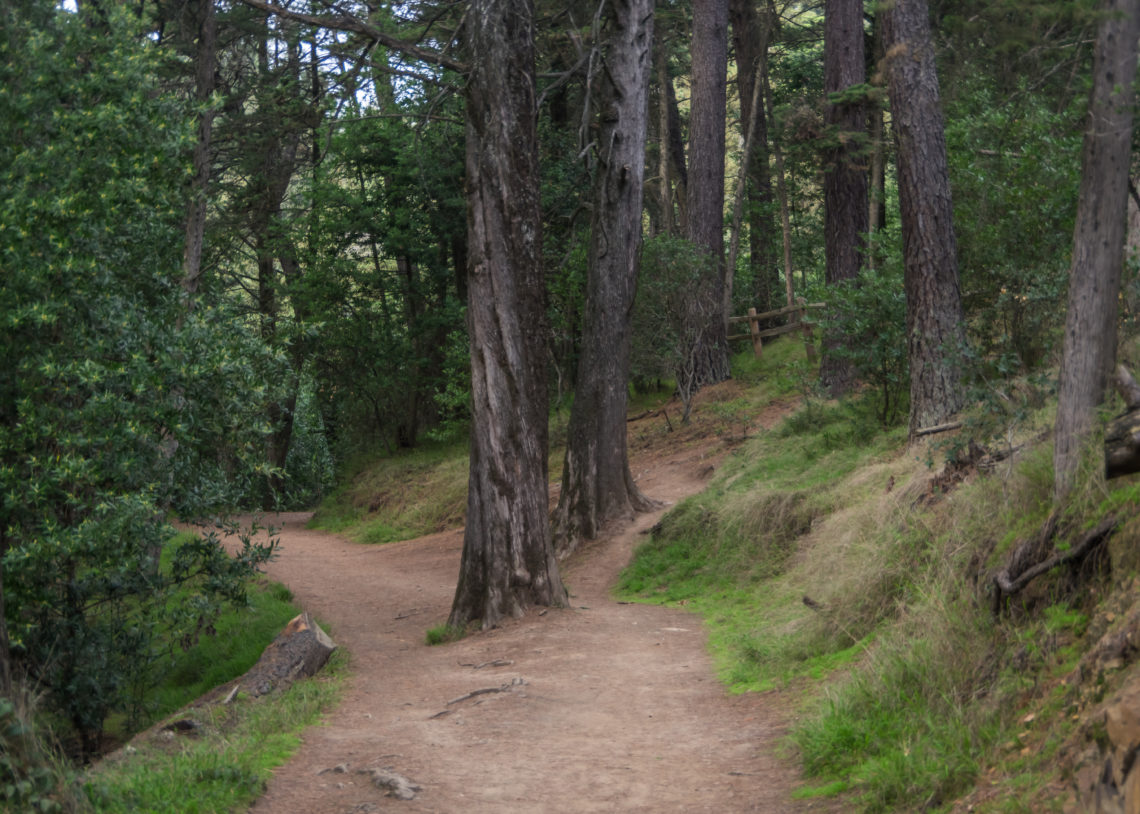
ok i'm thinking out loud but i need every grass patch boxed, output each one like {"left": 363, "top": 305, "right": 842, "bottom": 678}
{"left": 86, "top": 651, "right": 345, "bottom": 813}
{"left": 141, "top": 578, "right": 302, "bottom": 730}
{"left": 425, "top": 624, "right": 467, "bottom": 646}
{"left": 309, "top": 440, "right": 468, "bottom": 542}
{"left": 618, "top": 348, "right": 1140, "bottom": 811}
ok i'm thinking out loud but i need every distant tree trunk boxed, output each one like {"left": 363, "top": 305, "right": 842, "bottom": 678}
{"left": 686, "top": 0, "right": 731, "bottom": 385}
{"left": 729, "top": 0, "right": 777, "bottom": 312}
{"left": 0, "top": 528, "right": 10, "bottom": 699}
{"left": 760, "top": 3, "right": 795, "bottom": 308}
{"left": 867, "top": 11, "right": 887, "bottom": 251}
{"left": 819, "top": 0, "right": 868, "bottom": 397}
{"left": 655, "top": 41, "right": 688, "bottom": 234}
{"left": 182, "top": 0, "right": 216, "bottom": 296}
{"left": 449, "top": 0, "right": 567, "bottom": 628}
{"left": 553, "top": 0, "right": 658, "bottom": 558}
{"left": 882, "top": 0, "right": 965, "bottom": 439}
{"left": 1054, "top": 0, "right": 1140, "bottom": 499}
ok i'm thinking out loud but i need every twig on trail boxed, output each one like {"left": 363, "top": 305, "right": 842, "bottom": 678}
{"left": 458, "top": 659, "right": 514, "bottom": 669}
{"left": 428, "top": 709, "right": 451, "bottom": 719}
{"left": 394, "top": 608, "right": 426, "bottom": 620}
{"left": 663, "top": 409, "right": 674, "bottom": 433}
{"left": 446, "top": 677, "right": 526, "bottom": 706}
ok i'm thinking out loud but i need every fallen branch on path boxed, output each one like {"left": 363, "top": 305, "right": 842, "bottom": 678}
{"left": 458, "top": 659, "right": 514, "bottom": 669}
{"left": 446, "top": 677, "right": 525, "bottom": 706}
{"left": 357, "top": 767, "right": 422, "bottom": 800}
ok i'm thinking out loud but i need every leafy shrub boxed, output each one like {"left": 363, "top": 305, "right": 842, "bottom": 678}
{"left": 817, "top": 254, "right": 908, "bottom": 426}
{"left": 0, "top": 3, "right": 278, "bottom": 755}
{"left": 633, "top": 236, "right": 723, "bottom": 422}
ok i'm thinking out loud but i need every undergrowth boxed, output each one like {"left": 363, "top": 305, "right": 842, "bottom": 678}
{"left": 619, "top": 345, "right": 1140, "bottom": 811}
{"left": 309, "top": 440, "right": 468, "bottom": 542}
{"left": 85, "top": 650, "right": 344, "bottom": 813}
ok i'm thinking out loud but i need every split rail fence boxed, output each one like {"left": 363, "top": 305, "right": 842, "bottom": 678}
{"left": 727, "top": 299, "right": 826, "bottom": 360}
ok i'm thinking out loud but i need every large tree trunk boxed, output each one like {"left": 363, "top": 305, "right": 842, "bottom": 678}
{"left": 819, "top": 0, "right": 868, "bottom": 397}
{"left": 686, "top": 0, "right": 731, "bottom": 385}
{"left": 553, "top": 0, "right": 658, "bottom": 558}
{"left": 449, "top": 0, "right": 567, "bottom": 629}
{"left": 882, "top": 0, "right": 965, "bottom": 440}
{"left": 182, "top": 0, "right": 216, "bottom": 297}
{"left": 1054, "top": 0, "right": 1140, "bottom": 499}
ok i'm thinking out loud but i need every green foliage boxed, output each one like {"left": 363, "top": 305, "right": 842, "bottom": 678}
{"left": 946, "top": 81, "right": 1082, "bottom": 372}
{"left": 137, "top": 574, "right": 301, "bottom": 730}
{"left": 424, "top": 624, "right": 466, "bottom": 645}
{"left": 633, "top": 236, "right": 722, "bottom": 421}
{"left": 816, "top": 252, "right": 909, "bottom": 426}
{"left": 0, "top": 2, "right": 279, "bottom": 751}
{"left": 85, "top": 651, "right": 344, "bottom": 814}
{"left": 308, "top": 441, "right": 468, "bottom": 543}
{"left": 0, "top": 696, "right": 67, "bottom": 814}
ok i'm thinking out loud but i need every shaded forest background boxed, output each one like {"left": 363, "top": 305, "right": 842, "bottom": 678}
{"left": 4, "top": 0, "right": 1140, "bottom": 805}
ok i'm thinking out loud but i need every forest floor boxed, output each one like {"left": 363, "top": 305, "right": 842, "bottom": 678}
{"left": 243, "top": 389, "right": 837, "bottom": 813}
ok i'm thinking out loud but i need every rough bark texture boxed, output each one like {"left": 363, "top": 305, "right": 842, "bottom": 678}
{"left": 181, "top": 0, "right": 217, "bottom": 297}
{"left": 819, "top": 0, "right": 868, "bottom": 397}
{"left": 882, "top": 0, "right": 966, "bottom": 439}
{"left": 729, "top": 0, "right": 777, "bottom": 312}
{"left": 243, "top": 613, "right": 337, "bottom": 697}
{"left": 686, "top": 0, "right": 731, "bottom": 385}
{"left": 553, "top": 0, "right": 658, "bottom": 558}
{"left": 1054, "top": 0, "right": 1140, "bottom": 498}
{"left": 449, "top": 0, "right": 567, "bottom": 628}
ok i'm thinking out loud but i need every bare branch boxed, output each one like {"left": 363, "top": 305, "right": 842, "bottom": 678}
{"left": 239, "top": 0, "right": 467, "bottom": 73}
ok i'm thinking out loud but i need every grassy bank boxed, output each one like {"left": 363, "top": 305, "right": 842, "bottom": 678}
{"left": 618, "top": 342, "right": 1140, "bottom": 812}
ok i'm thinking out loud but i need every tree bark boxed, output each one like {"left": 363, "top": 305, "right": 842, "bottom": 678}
{"left": 1054, "top": 0, "right": 1140, "bottom": 499}
{"left": 882, "top": 0, "right": 966, "bottom": 439}
{"left": 553, "top": 0, "right": 658, "bottom": 558}
{"left": 686, "top": 0, "right": 731, "bottom": 385}
{"left": 819, "top": 0, "right": 868, "bottom": 397}
{"left": 449, "top": 0, "right": 567, "bottom": 628}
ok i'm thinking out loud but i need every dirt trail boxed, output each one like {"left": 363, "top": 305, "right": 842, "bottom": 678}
{"left": 246, "top": 422, "right": 826, "bottom": 813}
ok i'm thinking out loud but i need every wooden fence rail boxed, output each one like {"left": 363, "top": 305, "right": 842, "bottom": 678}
{"left": 727, "top": 300, "right": 825, "bottom": 359}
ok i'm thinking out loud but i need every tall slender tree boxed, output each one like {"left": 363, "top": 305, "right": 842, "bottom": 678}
{"left": 1053, "top": 0, "right": 1140, "bottom": 498}
{"left": 882, "top": 0, "right": 965, "bottom": 439}
{"left": 448, "top": 0, "right": 567, "bottom": 627}
{"left": 819, "top": 0, "right": 868, "bottom": 397}
{"left": 686, "top": 0, "right": 731, "bottom": 385}
{"left": 728, "top": 0, "right": 778, "bottom": 312}
{"left": 553, "top": 0, "right": 658, "bottom": 557}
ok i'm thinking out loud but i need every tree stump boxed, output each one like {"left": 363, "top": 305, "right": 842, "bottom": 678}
{"left": 1106, "top": 365, "right": 1140, "bottom": 480}
{"left": 242, "top": 612, "right": 336, "bottom": 697}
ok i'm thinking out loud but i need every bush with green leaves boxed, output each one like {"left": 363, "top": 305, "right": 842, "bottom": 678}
{"left": 946, "top": 81, "right": 1081, "bottom": 371}
{"left": 1, "top": 1, "right": 279, "bottom": 754}
{"left": 633, "top": 235, "right": 723, "bottom": 421}
{"left": 817, "top": 249, "right": 908, "bottom": 426}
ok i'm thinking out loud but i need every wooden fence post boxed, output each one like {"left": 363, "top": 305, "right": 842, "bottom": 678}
{"left": 748, "top": 307, "right": 763, "bottom": 357}
{"left": 797, "top": 297, "right": 816, "bottom": 362}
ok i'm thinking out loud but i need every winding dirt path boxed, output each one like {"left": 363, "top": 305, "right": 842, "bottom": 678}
{"left": 246, "top": 419, "right": 828, "bottom": 813}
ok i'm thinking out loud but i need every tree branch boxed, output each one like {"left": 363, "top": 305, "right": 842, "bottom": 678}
{"left": 239, "top": 0, "right": 467, "bottom": 73}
